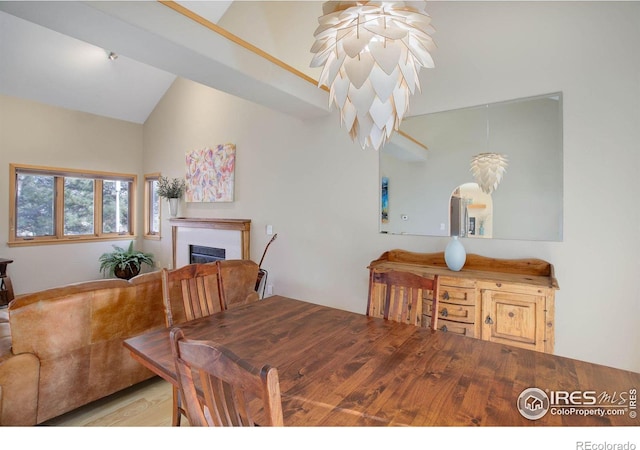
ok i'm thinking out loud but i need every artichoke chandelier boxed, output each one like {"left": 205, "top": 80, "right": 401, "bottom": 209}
{"left": 310, "top": 1, "right": 436, "bottom": 150}
{"left": 470, "top": 153, "right": 508, "bottom": 194}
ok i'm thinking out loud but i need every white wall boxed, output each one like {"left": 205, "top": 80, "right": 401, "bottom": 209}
{"left": 0, "top": 95, "right": 148, "bottom": 294}
{"left": 145, "top": 2, "right": 640, "bottom": 374}
{"left": 1, "top": 2, "right": 638, "bottom": 374}
{"left": 142, "top": 77, "right": 388, "bottom": 311}
{"left": 414, "top": 1, "right": 640, "bottom": 373}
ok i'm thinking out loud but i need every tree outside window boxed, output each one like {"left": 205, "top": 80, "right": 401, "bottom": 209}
{"left": 10, "top": 164, "right": 136, "bottom": 245}
{"left": 144, "top": 173, "right": 161, "bottom": 239}
{"left": 16, "top": 173, "right": 54, "bottom": 237}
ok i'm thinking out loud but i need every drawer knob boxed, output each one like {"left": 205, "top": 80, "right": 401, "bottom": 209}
{"left": 440, "top": 308, "right": 449, "bottom": 317}
{"left": 442, "top": 291, "right": 450, "bottom": 300}
{"left": 485, "top": 315, "right": 494, "bottom": 325}
{"left": 439, "top": 325, "right": 448, "bottom": 333}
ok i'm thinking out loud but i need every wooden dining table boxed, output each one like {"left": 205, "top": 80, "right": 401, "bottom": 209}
{"left": 123, "top": 295, "right": 640, "bottom": 426}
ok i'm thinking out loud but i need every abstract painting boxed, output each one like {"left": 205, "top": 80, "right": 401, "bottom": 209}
{"left": 185, "top": 144, "right": 236, "bottom": 202}
{"left": 381, "top": 176, "right": 389, "bottom": 223}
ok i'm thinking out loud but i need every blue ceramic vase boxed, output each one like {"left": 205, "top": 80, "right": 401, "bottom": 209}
{"left": 445, "top": 236, "right": 466, "bottom": 271}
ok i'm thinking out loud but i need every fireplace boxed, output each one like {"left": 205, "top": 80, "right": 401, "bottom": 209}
{"left": 190, "top": 245, "right": 226, "bottom": 264}
{"left": 169, "top": 218, "right": 251, "bottom": 269}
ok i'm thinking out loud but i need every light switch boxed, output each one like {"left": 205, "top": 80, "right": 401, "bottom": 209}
{"left": 266, "top": 225, "right": 273, "bottom": 235}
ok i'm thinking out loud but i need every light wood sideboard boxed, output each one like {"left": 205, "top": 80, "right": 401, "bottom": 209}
{"left": 368, "top": 249, "right": 559, "bottom": 353}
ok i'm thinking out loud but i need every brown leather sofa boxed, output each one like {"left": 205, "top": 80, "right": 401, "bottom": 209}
{"left": 0, "top": 271, "right": 166, "bottom": 426}
{"left": 0, "top": 259, "right": 260, "bottom": 426}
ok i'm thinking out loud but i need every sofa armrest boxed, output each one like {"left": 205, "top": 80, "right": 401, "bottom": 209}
{"left": 0, "top": 352, "right": 40, "bottom": 426}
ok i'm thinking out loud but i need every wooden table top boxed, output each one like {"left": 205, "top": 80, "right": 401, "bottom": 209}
{"left": 124, "top": 296, "right": 640, "bottom": 426}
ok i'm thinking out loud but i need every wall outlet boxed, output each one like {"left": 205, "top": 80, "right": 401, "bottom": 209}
{"left": 266, "top": 224, "right": 273, "bottom": 235}
{"left": 266, "top": 284, "right": 273, "bottom": 296}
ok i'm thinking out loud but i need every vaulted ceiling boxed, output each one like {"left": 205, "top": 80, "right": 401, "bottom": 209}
{"left": 0, "top": 1, "right": 330, "bottom": 124}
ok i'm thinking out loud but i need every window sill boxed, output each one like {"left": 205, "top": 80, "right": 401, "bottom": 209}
{"left": 7, "top": 235, "right": 137, "bottom": 247}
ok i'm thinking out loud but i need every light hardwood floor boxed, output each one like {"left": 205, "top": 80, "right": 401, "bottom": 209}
{"left": 43, "top": 377, "right": 184, "bottom": 427}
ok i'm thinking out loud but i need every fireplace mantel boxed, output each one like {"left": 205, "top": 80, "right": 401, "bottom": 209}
{"left": 169, "top": 218, "right": 251, "bottom": 268}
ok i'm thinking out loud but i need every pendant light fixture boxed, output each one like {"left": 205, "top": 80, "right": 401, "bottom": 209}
{"left": 470, "top": 105, "right": 508, "bottom": 194}
{"left": 310, "top": 1, "right": 436, "bottom": 151}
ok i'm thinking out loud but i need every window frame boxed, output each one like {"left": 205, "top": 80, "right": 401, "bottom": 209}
{"left": 8, "top": 163, "right": 137, "bottom": 246}
{"left": 144, "top": 172, "right": 161, "bottom": 240}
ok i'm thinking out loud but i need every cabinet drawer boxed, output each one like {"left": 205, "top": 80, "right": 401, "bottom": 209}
{"left": 425, "top": 317, "right": 476, "bottom": 338}
{"left": 437, "top": 285, "right": 476, "bottom": 306}
{"left": 439, "top": 276, "right": 476, "bottom": 289}
{"left": 425, "top": 300, "right": 475, "bottom": 324}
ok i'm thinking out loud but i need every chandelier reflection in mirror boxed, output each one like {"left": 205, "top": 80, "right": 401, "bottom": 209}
{"left": 470, "top": 105, "right": 508, "bottom": 194}
{"left": 310, "top": 1, "right": 436, "bottom": 151}
{"left": 470, "top": 153, "right": 508, "bottom": 194}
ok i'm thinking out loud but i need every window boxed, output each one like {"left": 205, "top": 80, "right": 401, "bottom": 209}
{"left": 144, "top": 173, "right": 161, "bottom": 239}
{"left": 64, "top": 177, "right": 94, "bottom": 235}
{"left": 9, "top": 164, "right": 136, "bottom": 246}
{"left": 102, "top": 180, "right": 131, "bottom": 234}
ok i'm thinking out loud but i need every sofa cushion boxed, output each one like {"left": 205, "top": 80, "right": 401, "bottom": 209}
{"left": 218, "top": 259, "right": 260, "bottom": 308}
{"left": 0, "top": 351, "right": 40, "bottom": 425}
{"left": 12, "top": 289, "right": 102, "bottom": 359}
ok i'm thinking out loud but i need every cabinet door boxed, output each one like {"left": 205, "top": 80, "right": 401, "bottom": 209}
{"left": 481, "top": 289, "right": 546, "bottom": 352}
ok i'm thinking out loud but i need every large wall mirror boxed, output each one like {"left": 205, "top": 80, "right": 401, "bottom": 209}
{"left": 379, "top": 92, "right": 563, "bottom": 241}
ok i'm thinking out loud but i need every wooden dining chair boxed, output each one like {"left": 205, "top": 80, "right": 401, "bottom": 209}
{"left": 169, "top": 327, "right": 284, "bottom": 426}
{"left": 217, "top": 259, "right": 260, "bottom": 309}
{"left": 161, "top": 262, "right": 226, "bottom": 328}
{"left": 367, "top": 270, "right": 440, "bottom": 329}
{"left": 161, "top": 262, "right": 227, "bottom": 426}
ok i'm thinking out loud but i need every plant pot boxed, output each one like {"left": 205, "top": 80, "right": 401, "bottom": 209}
{"left": 168, "top": 198, "right": 179, "bottom": 217}
{"left": 114, "top": 264, "right": 140, "bottom": 280}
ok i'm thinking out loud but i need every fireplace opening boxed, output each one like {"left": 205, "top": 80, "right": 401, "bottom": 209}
{"left": 189, "top": 245, "right": 226, "bottom": 264}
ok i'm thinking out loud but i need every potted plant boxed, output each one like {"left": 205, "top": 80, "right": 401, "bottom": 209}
{"left": 157, "top": 176, "right": 186, "bottom": 217}
{"left": 99, "top": 241, "right": 155, "bottom": 280}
